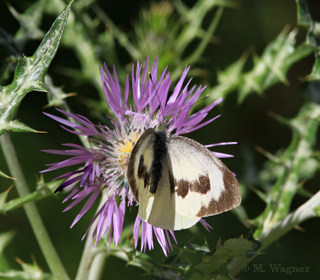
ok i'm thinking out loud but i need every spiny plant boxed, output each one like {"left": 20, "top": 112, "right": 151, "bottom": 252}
{"left": 0, "top": 0, "right": 319, "bottom": 279}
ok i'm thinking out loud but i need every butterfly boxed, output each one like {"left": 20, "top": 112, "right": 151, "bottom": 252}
{"left": 127, "top": 121, "right": 241, "bottom": 230}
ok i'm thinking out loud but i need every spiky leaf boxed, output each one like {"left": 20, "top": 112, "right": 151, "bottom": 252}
{"left": 0, "top": 231, "right": 15, "bottom": 269}
{"left": 0, "top": 257, "right": 52, "bottom": 280}
{"left": 207, "top": 27, "right": 313, "bottom": 103}
{"left": 296, "top": 0, "right": 320, "bottom": 80}
{"left": 8, "top": 0, "right": 46, "bottom": 47}
{"left": 296, "top": 0, "right": 312, "bottom": 27}
{"left": 0, "top": 0, "right": 73, "bottom": 136}
{"left": 254, "top": 100, "right": 320, "bottom": 233}
{"left": 0, "top": 187, "right": 12, "bottom": 210}
{"left": 237, "top": 28, "right": 312, "bottom": 102}
{"left": 0, "top": 180, "right": 60, "bottom": 214}
{"left": 188, "top": 236, "right": 262, "bottom": 280}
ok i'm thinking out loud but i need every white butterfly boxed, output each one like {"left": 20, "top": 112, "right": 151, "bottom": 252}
{"left": 127, "top": 122, "right": 241, "bottom": 230}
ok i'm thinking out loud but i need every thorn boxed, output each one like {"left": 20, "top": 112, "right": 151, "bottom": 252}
{"left": 268, "top": 111, "right": 291, "bottom": 126}
{"left": 267, "top": 111, "right": 278, "bottom": 118}
{"left": 5, "top": 171, "right": 15, "bottom": 179}
{"left": 67, "top": 92, "right": 77, "bottom": 97}
{"left": 255, "top": 146, "right": 280, "bottom": 163}
{"left": 15, "top": 258, "right": 24, "bottom": 266}
{"left": 248, "top": 185, "right": 267, "bottom": 202}
{"left": 294, "top": 225, "right": 306, "bottom": 232}
{"left": 257, "top": 251, "right": 267, "bottom": 255}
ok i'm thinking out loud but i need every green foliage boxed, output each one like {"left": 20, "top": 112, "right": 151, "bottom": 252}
{"left": 0, "top": 170, "right": 13, "bottom": 179}
{"left": 43, "top": 0, "right": 236, "bottom": 115}
{"left": 0, "top": 231, "right": 15, "bottom": 270}
{"left": 254, "top": 100, "right": 320, "bottom": 235}
{"left": 102, "top": 234, "right": 261, "bottom": 280}
{"left": 131, "top": 0, "right": 235, "bottom": 80}
{"left": 296, "top": 0, "right": 320, "bottom": 81}
{"left": 8, "top": 0, "right": 46, "bottom": 48}
{"left": 188, "top": 236, "right": 261, "bottom": 280}
{"left": 0, "top": 256, "right": 53, "bottom": 280}
{"left": 207, "top": 27, "right": 313, "bottom": 103}
{"left": 0, "top": 179, "right": 61, "bottom": 214}
{"left": 314, "top": 205, "right": 320, "bottom": 216}
{"left": 0, "top": 0, "right": 73, "bottom": 136}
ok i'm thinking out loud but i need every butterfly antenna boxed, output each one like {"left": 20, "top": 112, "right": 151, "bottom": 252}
{"left": 149, "top": 72, "right": 165, "bottom": 122}
{"left": 149, "top": 72, "right": 209, "bottom": 126}
{"left": 169, "top": 94, "right": 209, "bottom": 124}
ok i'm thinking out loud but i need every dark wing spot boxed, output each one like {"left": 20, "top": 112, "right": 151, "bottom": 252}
{"left": 149, "top": 129, "right": 168, "bottom": 194}
{"left": 175, "top": 179, "right": 189, "bottom": 198}
{"left": 127, "top": 128, "right": 156, "bottom": 202}
{"left": 137, "top": 155, "right": 150, "bottom": 189}
{"left": 190, "top": 175, "right": 210, "bottom": 194}
{"left": 196, "top": 169, "right": 241, "bottom": 217}
{"left": 176, "top": 175, "right": 210, "bottom": 198}
{"left": 168, "top": 168, "right": 175, "bottom": 194}
{"left": 144, "top": 172, "right": 150, "bottom": 189}
{"left": 196, "top": 193, "right": 228, "bottom": 217}
{"left": 127, "top": 151, "right": 138, "bottom": 200}
{"left": 127, "top": 169, "right": 138, "bottom": 201}
{"left": 137, "top": 155, "right": 146, "bottom": 178}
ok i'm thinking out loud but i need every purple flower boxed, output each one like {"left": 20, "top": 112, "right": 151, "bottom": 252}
{"left": 41, "top": 56, "right": 234, "bottom": 255}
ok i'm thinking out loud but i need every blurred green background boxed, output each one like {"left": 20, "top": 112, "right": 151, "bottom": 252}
{"left": 1, "top": 0, "right": 320, "bottom": 279}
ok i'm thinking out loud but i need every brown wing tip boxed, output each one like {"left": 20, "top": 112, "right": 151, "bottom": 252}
{"left": 196, "top": 170, "right": 241, "bottom": 217}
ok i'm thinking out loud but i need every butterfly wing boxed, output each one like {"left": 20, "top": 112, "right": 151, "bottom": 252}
{"left": 127, "top": 128, "right": 241, "bottom": 230}
{"left": 169, "top": 135, "right": 241, "bottom": 218}
{"left": 127, "top": 128, "right": 200, "bottom": 230}
{"left": 140, "top": 155, "right": 201, "bottom": 230}
{"left": 127, "top": 128, "right": 155, "bottom": 206}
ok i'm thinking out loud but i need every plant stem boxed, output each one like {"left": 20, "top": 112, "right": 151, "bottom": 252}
{"left": 75, "top": 190, "right": 109, "bottom": 280}
{"left": 227, "top": 190, "right": 320, "bottom": 278}
{"left": 88, "top": 252, "right": 107, "bottom": 280}
{"left": 0, "top": 132, "right": 70, "bottom": 280}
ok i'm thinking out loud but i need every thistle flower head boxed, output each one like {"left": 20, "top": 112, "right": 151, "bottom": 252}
{"left": 42, "top": 56, "right": 234, "bottom": 255}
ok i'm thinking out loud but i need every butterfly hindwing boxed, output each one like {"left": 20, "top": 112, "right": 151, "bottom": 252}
{"left": 141, "top": 153, "right": 201, "bottom": 230}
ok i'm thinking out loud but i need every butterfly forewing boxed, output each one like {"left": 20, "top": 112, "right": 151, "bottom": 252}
{"left": 127, "top": 128, "right": 201, "bottom": 230}
{"left": 127, "top": 128, "right": 155, "bottom": 204}
{"left": 169, "top": 135, "right": 241, "bottom": 218}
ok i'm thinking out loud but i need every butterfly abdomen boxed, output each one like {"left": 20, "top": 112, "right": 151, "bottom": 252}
{"left": 149, "top": 127, "right": 170, "bottom": 194}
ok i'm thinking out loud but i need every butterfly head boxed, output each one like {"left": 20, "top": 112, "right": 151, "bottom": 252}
{"left": 155, "top": 121, "right": 170, "bottom": 146}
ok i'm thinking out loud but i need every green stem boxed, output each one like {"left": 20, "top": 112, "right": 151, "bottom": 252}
{"left": 0, "top": 132, "right": 70, "bottom": 280}
{"left": 88, "top": 252, "right": 107, "bottom": 280}
{"left": 75, "top": 191, "right": 109, "bottom": 280}
{"left": 184, "top": 6, "right": 224, "bottom": 66}
{"left": 226, "top": 190, "right": 320, "bottom": 278}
